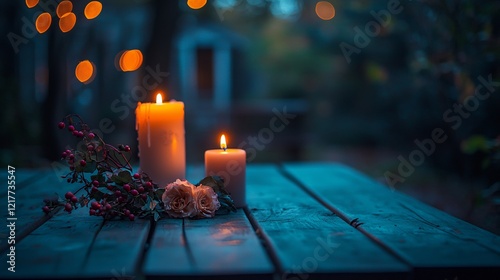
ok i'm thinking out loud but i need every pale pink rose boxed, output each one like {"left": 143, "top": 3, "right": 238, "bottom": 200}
{"left": 162, "top": 179, "right": 196, "bottom": 218}
{"left": 193, "top": 185, "right": 220, "bottom": 218}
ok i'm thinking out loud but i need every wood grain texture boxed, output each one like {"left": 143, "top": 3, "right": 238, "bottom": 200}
{"left": 246, "top": 164, "right": 410, "bottom": 279}
{"left": 144, "top": 165, "right": 274, "bottom": 279}
{"left": 0, "top": 170, "right": 71, "bottom": 253}
{"left": 0, "top": 169, "right": 46, "bottom": 197}
{"left": 0, "top": 205, "right": 104, "bottom": 279}
{"left": 0, "top": 206, "right": 150, "bottom": 279}
{"left": 145, "top": 215, "right": 274, "bottom": 279}
{"left": 283, "top": 163, "right": 500, "bottom": 279}
{"left": 82, "top": 218, "right": 150, "bottom": 278}
{"left": 0, "top": 170, "right": 151, "bottom": 279}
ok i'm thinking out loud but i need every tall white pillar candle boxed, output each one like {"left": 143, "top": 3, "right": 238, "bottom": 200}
{"left": 135, "top": 93, "right": 185, "bottom": 186}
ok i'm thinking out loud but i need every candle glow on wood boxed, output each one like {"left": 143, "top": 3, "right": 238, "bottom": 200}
{"left": 205, "top": 134, "right": 246, "bottom": 207}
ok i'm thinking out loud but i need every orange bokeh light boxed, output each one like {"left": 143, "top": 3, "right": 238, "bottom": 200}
{"left": 315, "top": 1, "right": 335, "bottom": 20}
{"left": 187, "top": 0, "right": 207, "bottom": 10}
{"left": 35, "top": 13, "right": 51, "bottom": 34}
{"left": 25, "top": 0, "right": 39, "bottom": 8}
{"left": 75, "top": 60, "right": 95, "bottom": 84}
{"left": 84, "top": 1, "right": 103, "bottom": 20}
{"left": 118, "top": 49, "right": 143, "bottom": 72}
{"left": 56, "top": 1, "right": 73, "bottom": 18}
{"left": 59, "top": 12, "right": 76, "bottom": 33}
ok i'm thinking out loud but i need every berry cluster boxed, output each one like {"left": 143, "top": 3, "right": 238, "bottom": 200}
{"left": 43, "top": 114, "right": 165, "bottom": 221}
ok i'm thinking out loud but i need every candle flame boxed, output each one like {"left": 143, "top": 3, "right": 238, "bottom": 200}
{"left": 156, "top": 93, "right": 162, "bottom": 104}
{"left": 220, "top": 134, "right": 227, "bottom": 151}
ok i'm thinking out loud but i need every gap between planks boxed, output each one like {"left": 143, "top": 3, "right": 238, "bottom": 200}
{"left": 279, "top": 163, "right": 500, "bottom": 279}
{"left": 243, "top": 206, "right": 285, "bottom": 280}
{"left": 276, "top": 163, "right": 415, "bottom": 271}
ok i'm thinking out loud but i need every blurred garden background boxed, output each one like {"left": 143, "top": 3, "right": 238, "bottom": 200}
{"left": 1, "top": 0, "right": 499, "bottom": 234}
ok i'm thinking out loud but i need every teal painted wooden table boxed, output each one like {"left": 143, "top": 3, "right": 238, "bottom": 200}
{"left": 1, "top": 163, "right": 499, "bottom": 279}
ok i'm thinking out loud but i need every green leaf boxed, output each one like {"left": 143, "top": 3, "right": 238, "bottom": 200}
{"left": 141, "top": 196, "right": 150, "bottom": 211}
{"left": 482, "top": 158, "right": 491, "bottom": 168}
{"left": 111, "top": 170, "right": 132, "bottom": 184}
{"left": 91, "top": 174, "right": 105, "bottom": 183}
{"left": 97, "top": 187, "right": 114, "bottom": 195}
{"left": 79, "top": 196, "right": 89, "bottom": 207}
{"left": 155, "top": 189, "right": 165, "bottom": 200}
{"left": 150, "top": 200, "right": 158, "bottom": 210}
{"left": 462, "top": 135, "right": 489, "bottom": 154}
{"left": 216, "top": 192, "right": 237, "bottom": 214}
{"left": 197, "top": 176, "right": 229, "bottom": 195}
{"left": 197, "top": 176, "right": 236, "bottom": 214}
{"left": 82, "top": 160, "right": 97, "bottom": 173}
{"left": 154, "top": 211, "right": 161, "bottom": 221}
{"left": 106, "top": 148, "right": 131, "bottom": 169}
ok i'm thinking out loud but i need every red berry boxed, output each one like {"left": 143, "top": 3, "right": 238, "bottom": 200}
{"left": 144, "top": 181, "right": 153, "bottom": 189}
{"left": 72, "top": 130, "right": 79, "bottom": 137}
{"left": 133, "top": 173, "right": 141, "bottom": 179}
{"left": 87, "top": 145, "right": 94, "bottom": 151}
{"left": 64, "top": 203, "right": 73, "bottom": 212}
{"left": 66, "top": 149, "right": 71, "bottom": 154}
{"left": 89, "top": 209, "right": 96, "bottom": 216}
{"left": 71, "top": 196, "right": 78, "bottom": 203}
{"left": 61, "top": 151, "right": 68, "bottom": 158}
{"left": 68, "top": 125, "right": 75, "bottom": 132}
{"left": 91, "top": 201, "right": 100, "bottom": 210}
{"left": 69, "top": 165, "right": 75, "bottom": 171}
{"left": 123, "top": 184, "right": 131, "bottom": 192}
{"left": 42, "top": 206, "right": 50, "bottom": 213}
{"left": 91, "top": 186, "right": 98, "bottom": 193}
{"left": 58, "top": 122, "right": 65, "bottom": 129}
{"left": 88, "top": 132, "right": 95, "bottom": 139}
{"left": 69, "top": 154, "right": 74, "bottom": 160}
{"left": 141, "top": 194, "right": 147, "bottom": 200}
{"left": 78, "top": 131, "right": 84, "bottom": 138}
{"left": 65, "top": 192, "right": 74, "bottom": 199}
{"left": 92, "top": 180, "right": 99, "bottom": 187}
{"left": 128, "top": 214, "right": 135, "bottom": 221}
{"left": 130, "top": 189, "right": 139, "bottom": 196}
{"left": 105, "top": 203, "right": 112, "bottom": 210}
{"left": 115, "top": 190, "right": 121, "bottom": 196}
{"left": 124, "top": 210, "right": 131, "bottom": 216}
{"left": 124, "top": 145, "right": 131, "bottom": 152}
{"left": 117, "top": 197, "right": 125, "bottom": 203}
{"left": 138, "top": 186, "right": 145, "bottom": 193}
{"left": 80, "top": 159, "right": 87, "bottom": 167}
{"left": 107, "top": 185, "right": 114, "bottom": 191}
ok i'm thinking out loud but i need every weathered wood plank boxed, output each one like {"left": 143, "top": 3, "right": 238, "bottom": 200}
{"left": 0, "top": 170, "right": 70, "bottom": 253}
{"left": 143, "top": 218, "right": 191, "bottom": 276}
{"left": 0, "top": 169, "right": 47, "bottom": 197}
{"left": 283, "top": 163, "right": 500, "bottom": 279}
{"left": 82, "top": 218, "right": 150, "bottom": 279}
{"left": 143, "top": 166, "right": 274, "bottom": 279}
{"left": 144, "top": 214, "right": 274, "bottom": 279}
{"left": 246, "top": 164, "right": 410, "bottom": 279}
{"left": 184, "top": 211, "right": 274, "bottom": 277}
{"left": 0, "top": 205, "right": 150, "bottom": 279}
{"left": 0, "top": 206, "right": 104, "bottom": 279}
{"left": 0, "top": 176, "right": 150, "bottom": 280}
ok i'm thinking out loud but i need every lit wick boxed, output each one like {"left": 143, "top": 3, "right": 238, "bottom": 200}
{"left": 220, "top": 134, "right": 227, "bottom": 152}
